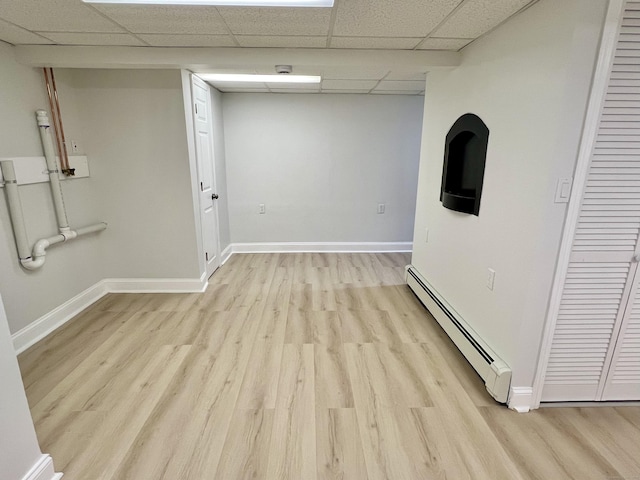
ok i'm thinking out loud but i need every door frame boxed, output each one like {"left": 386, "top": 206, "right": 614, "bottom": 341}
{"left": 530, "top": 0, "right": 627, "bottom": 410}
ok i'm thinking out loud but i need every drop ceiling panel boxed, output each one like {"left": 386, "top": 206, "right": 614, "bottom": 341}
{"left": 270, "top": 88, "right": 319, "bottom": 93}
{"left": 93, "top": 5, "right": 229, "bottom": 34}
{"left": 375, "top": 80, "right": 426, "bottom": 91}
{"left": 434, "top": 0, "right": 532, "bottom": 38}
{"left": 209, "top": 81, "right": 268, "bottom": 89}
{"left": 0, "top": 0, "right": 123, "bottom": 33}
{"left": 371, "top": 90, "right": 423, "bottom": 95}
{"left": 320, "top": 67, "right": 389, "bottom": 80}
{"left": 332, "top": 0, "right": 461, "bottom": 37}
{"left": 38, "top": 32, "right": 145, "bottom": 46}
{"left": 139, "top": 34, "right": 236, "bottom": 47}
{"left": 0, "top": 19, "right": 52, "bottom": 45}
{"left": 385, "top": 71, "right": 427, "bottom": 81}
{"left": 330, "top": 36, "right": 421, "bottom": 50}
{"left": 322, "top": 79, "right": 378, "bottom": 90}
{"left": 265, "top": 82, "right": 320, "bottom": 91}
{"left": 217, "top": 7, "right": 331, "bottom": 36}
{"left": 236, "top": 35, "right": 326, "bottom": 48}
{"left": 417, "top": 37, "right": 473, "bottom": 50}
{"left": 217, "top": 87, "right": 270, "bottom": 93}
{"left": 321, "top": 89, "right": 371, "bottom": 94}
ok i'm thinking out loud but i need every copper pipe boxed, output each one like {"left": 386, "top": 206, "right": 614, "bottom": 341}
{"left": 43, "top": 68, "right": 66, "bottom": 173}
{"left": 49, "top": 68, "right": 73, "bottom": 175}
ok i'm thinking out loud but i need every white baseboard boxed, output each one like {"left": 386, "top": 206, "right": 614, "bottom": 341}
{"left": 230, "top": 242, "right": 413, "bottom": 253}
{"left": 104, "top": 275, "right": 208, "bottom": 294}
{"left": 12, "top": 244, "right": 409, "bottom": 354}
{"left": 21, "top": 454, "right": 62, "bottom": 480}
{"left": 508, "top": 387, "right": 534, "bottom": 413}
{"left": 12, "top": 281, "right": 109, "bottom": 354}
{"left": 220, "top": 244, "right": 233, "bottom": 265}
{"left": 12, "top": 275, "right": 207, "bottom": 354}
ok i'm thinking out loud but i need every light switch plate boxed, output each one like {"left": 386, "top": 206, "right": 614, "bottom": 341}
{"left": 554, "top": 178, "right": 573, "bottom": 203}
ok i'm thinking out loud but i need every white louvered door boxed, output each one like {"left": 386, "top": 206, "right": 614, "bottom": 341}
{"left": 542, "top": 1, "right": 640, "bottom": 402}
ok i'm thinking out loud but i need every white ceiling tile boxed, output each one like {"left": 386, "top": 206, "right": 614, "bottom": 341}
{"left": 321, "top": 90, "right": 369, "bottom": 95}
{"left": 333, "top": 0, "right": 461, "bottom": 37}
{"left": 138, "top": 34, "right": 235, "bottom": 47}
{"left": 434, "top": 0, "right": 532, "bottom": 38}
{"left": 217, "top": 7, "right": 331, "bottom": 36}
{"left": 322, "top": 79, "right": 377, "bottom": 90}
{"left": 0, "top": 19, "right": 52, "bottom": 45}
{"left": 217, "top": 87, "right": 270, "bottom": 93}
{"left": 371, "top": 90, "right": 422, "bottom": 95}
{"left": 375, "top": 80, "right": 426, "bottom": 91}
{"left": 416, "top": 37, "right": 473, "bottom": 50}
{"left": 265, "top": 82, "right": 320, "bottom": 91}
{"left": 93, "top": 5, "right": 229, "bottom": 34}
{"left": 320, "top": 67, "right": 389, "bottom": 80}
{"left": 330, "top": 36, "right": 420, "bottom": 50}
{"left": 236, "top": 35, "right": 326, "bottom": 48}
{"left": 321, "top": 89, "right": 371, "bottom": 94}
{"left": 270, "top": 89, "right": 319, "bottom": 93}
{"left": 384, "top": 71, "right": 427, "bottom": 81}
{"left": 254, "top": 66, "right": 319, "bottom": 75}
{"left": 209, "top": 81, "right": 268, "bottom": 89}
{"left": 0, "top": 0, "right": 123, "bottom": 33}
{"left": 38, "top": 32, "right": 145, "bottom": 46}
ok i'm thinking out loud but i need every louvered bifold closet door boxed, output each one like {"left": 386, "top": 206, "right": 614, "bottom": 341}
{"left": 543, "top": 1, "right": 640, "bottom": 402}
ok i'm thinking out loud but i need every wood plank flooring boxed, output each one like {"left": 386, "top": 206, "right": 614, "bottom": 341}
{"left": 18, "top": 253, "right": 640, "bottom": 480}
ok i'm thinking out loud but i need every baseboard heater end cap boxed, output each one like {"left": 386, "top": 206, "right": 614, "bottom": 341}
{"left": 486, "top": 361, "right": 511, "bottom": 403}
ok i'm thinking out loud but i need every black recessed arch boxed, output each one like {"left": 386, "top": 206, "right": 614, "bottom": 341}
{"left": 440, "top": 113, "right": 489, "bottom": 216}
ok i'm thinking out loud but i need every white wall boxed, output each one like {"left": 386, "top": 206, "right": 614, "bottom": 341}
{"left": 411, "top": 0, "right": 607, "bottom": 387}
{"left": 62, "top": 69, "right": 201, "bottom": 280}
{"left": 0, "top": 293, "right": 51, "bottom": 480}
{"left": 223, "top": 93, "right": 423, "bottom": 244}
{"left": 210, "top": 87, "right": 231, "bottom": 252}
{"left": 0, "top": 42, "right": 104, "bottom": 334}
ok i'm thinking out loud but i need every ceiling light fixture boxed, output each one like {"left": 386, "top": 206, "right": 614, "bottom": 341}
{"left": 82, "top": 0, "right": 334, "bottom": 6}
{"left": 198, "top": 73, "right": 321, "bottom": 83}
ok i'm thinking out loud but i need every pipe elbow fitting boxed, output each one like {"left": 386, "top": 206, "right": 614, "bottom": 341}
{"left": 20, "top": 257, "right": 45, "bottom": 270}
{"left": 33, "top": 239, "right": 51, "bottom": 258}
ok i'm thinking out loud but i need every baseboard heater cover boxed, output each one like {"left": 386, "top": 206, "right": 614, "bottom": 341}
{"left": 405, "top": 265, "right": 511, "bottom": 403}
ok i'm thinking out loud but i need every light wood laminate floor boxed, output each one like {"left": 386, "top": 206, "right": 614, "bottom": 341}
{"left": 18, "top": 253, "right": 640, "bottom": 480}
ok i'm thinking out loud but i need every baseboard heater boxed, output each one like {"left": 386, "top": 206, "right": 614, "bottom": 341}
{"left": 406, "top": 265, "right": 511, "bottom": 403}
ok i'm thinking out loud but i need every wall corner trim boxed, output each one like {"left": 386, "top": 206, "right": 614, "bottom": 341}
{"left": 12, "top": 276, "right": 207, "bottom": 354}
{"left": 220, "top": 244, "right": 233, "bottom": 265}
{"left": 229, "top": 242, "right": 413, "bottom": 253}
{"left": 21, "top": 454, "right": 62, "bottom": 480}
{"left": 508, "top": 386, "right": 534, "bottom": 413}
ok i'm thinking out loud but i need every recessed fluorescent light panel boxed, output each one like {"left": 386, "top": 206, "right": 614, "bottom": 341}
{"left": 83, "top": 0, "right": 334, "bottom": 6}
{"left": 199, "top": 74, "right": 321, "bottom": 83}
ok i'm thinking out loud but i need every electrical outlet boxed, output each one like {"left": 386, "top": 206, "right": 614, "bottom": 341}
{"left": 259, "top": 203, "right": 265, "bottom": 214}
{"left": 487, "top": 268, "right": 496, "bottom": 291}
{"left": 425, "top": 228, "right": 429, "bottom": 243}
{"left": 377, "top": 203, "right": 385, "bottom": 214}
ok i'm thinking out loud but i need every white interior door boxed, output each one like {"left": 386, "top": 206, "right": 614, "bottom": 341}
{"left": 191, "top": 75, "right": 220, "bottom": 278}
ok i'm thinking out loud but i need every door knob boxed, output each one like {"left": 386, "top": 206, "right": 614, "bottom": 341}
{"left": 211, "top": 193, "right": 219, "bottom": 200}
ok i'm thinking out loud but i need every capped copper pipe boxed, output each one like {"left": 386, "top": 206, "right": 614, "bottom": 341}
{"left": 43, "top": 67, "right": 73, "bottom": 175}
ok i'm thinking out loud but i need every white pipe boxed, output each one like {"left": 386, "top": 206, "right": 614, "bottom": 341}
{"left": 20, "top": 222, "right": 107, "bottom": 271}
{"left": 0, "top": 161, "right": 32, "bottom": 260}
{"left": 0, "top": 109, "right": 108, "bottom": 270}
{"left": 36, "top": 109, "right": 69, "bottom": 231}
